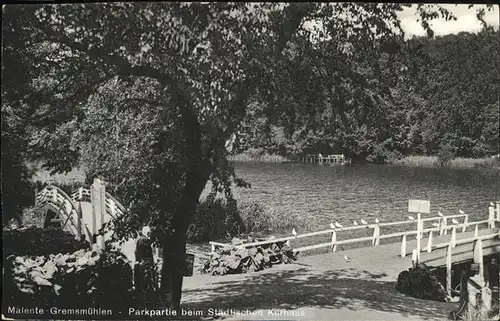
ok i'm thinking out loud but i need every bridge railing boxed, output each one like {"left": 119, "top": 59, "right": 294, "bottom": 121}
{"left": 209, "top": 202, "right": 500, "bottom": 255}
{"left": 412, "top": 227, "right": 500, "bottom": 297}
{"left": 209, "top": 213, "right": 469, "bottom": 254}
{"left": 35, "top": 185, "right": 93, "bottom": 243}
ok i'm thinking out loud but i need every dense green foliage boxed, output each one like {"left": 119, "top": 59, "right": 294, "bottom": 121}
{"left": 396, "top": 263, "right": 448, "bottom": 302}
{"left": 188, "top": 196, "right": 245, "bottom": 242}
{"left": 202, "top": 238, "right": 296, "bottom": 275}
{"left": 3, "top": 247, "right": 133, "bottom": 313}
{"left": 3, "top": 227, "right": 88, "bottom": 257}
{"left": 1, "top": 108, "right": 34, "bottom": 225}
{"left": 188, "top": 196, "right": 307, "bottom": 242}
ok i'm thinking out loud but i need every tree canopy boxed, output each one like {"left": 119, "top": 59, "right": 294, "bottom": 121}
{"left": 2, "top": 2, "right": 497, "bottom": 309}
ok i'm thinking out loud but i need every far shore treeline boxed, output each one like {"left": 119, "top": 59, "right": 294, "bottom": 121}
{"left": 233, "top": 30, "right": 499, "bottom": 164}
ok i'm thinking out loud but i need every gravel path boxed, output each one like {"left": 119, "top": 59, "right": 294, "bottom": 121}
{"left": 180, "top": 237, "right": 470, "bottom": 321}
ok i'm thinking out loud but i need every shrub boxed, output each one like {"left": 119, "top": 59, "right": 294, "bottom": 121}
{"left": 396, "top": 263, "right": 448, "bottom": 302}
{"left": 3, "top": 226, "right": 88, "bottom": 258}
{"left": 202, "top": 238, "right": 297, "bottom": 275}
{"left": 187, "top": 196, "right": 245, "bottom": 242}
{"left": 238, "top": 200, "right": 305, "bottom": 233}
{"left": 366, "top": 142, "right": 402, "bottom": 165}
{"left": 188, "top": 196, "right": 310, "bottom": 243}
{"left": 3, "top": 245, "right": 133, "bottom": 314}
{"left": 437, "top": 144, "right": 456, "bottom": 166}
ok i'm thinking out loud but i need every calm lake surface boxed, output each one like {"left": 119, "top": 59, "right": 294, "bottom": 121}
{"left": 230, "top": 163, "right": 500, "bottom": 233}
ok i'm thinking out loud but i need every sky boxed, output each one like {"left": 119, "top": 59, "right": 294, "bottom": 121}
{"left": 399, "top": 4, "right": 499, "bottom": 38}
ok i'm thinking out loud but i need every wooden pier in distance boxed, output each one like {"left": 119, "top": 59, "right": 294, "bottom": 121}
{"left": 303, "top": 154, "right": 352, "bottom": 165}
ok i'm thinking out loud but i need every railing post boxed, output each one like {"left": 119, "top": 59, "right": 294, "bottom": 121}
{"left": 489, "top": 204, "right": 495, "bottom": 229}
{"left": 52, "top": 188, "right": 58, "bottom": 204}
{"left": 372, "top": 225, "right": 380, "bottom": 246}
{"left": 446, "top": 244, "right": 452, "bottom": 297}
{"left": 462, "top": 215, "right": 468, "bottom": 233}
{"left": 331, "top": 230, "right": 337, "bottom": 252}
{"left": 427, "top": 231, "right": 433, "bottom": 253}
{"left": 416, "top": 213, "right": 422, "bottom": 263}
{"left": 91, "top": 178, "right": 106, "bottom": 249}
{"left": 401, "top": 234, "right": 407, "bottom": 258}
{"left": 473, "top": 239, "right": 484, "bottom": 281}
{"left": 451, "top": 226, "right": 457, "bottom": 248}
{"left": 443, "top": 217, "right": 448, "bottom": 235}
{"left": 474, "top": 224, "right": 479, "bottom": 237}
{"left": 412, "top": 249, "right": 418, "bottom": 266}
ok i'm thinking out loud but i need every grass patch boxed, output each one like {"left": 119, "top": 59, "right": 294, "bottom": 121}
{"left": 394, "top": 156, "right": 499, "bottom": 168}
{"left": 228, "top": 148, "right": 291, "bottom": 163}
{"left": 190, "top": 196, "right": 308, "bottom": 242}
{"left": 228, "top": 153, "right": 291, "bottom": 163}
{"left": 237, "top": 199, "right": 307, "bottom": 235}
{"left": 451, "top": 157, "right": 499, "bottom": 168}
{"left": 459, "top": 304, "right": 493, "bottom": 321}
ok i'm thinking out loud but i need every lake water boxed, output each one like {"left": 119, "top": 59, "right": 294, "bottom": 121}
{"left": 229, "top": 163, "right": 500, "bottom": 233}
{"left": 31, "top": 162, "right": 500, "bottom": 270}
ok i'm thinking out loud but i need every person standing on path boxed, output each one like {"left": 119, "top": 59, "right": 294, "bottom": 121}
{"left": 134, "top": 225, "right": 155, "bottom": 306}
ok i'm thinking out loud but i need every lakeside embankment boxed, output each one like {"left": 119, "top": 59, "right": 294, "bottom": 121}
{"left": 229, "top": 153, "right": 500, "bottom": 169}
{"left": 394, "top": 155, "right": 500, "bottom": 169}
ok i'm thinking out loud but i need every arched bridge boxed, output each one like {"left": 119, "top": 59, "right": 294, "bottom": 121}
{"left": 33, "top": 179, "right": 126, "bottom": 246}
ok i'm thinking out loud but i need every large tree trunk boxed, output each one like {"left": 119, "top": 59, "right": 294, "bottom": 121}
{"left": 160, "top": 165, "right": 209, "bottom": 312}
{"left": 156, "top": 4, "right": 316, "bottom": 310}
{"left": 159, "top": 91, "right": 211, "bottom": 312}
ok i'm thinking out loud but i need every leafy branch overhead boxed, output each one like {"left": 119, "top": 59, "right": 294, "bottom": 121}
{"left": 4, "top": 3, "right": 497, "bottom": 233}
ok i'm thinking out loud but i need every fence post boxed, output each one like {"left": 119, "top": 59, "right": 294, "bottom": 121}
{"left": 91, "top": 178, "right": 106, "bottom": 249}
{"left": 451, "top": 226, "right": 457, "bottom": 248}
{"left": 416, "top": 213, "right": 422, "bottom": 263}
{"left": 474, "top": 224, "right": 479, "bottom": 237}
{"left": 401, "top": 234, "right": 407, "bottom": 258}
{"left": 331, "top": 230, "right": 337, "bottom": 252}
{"left": 496, "top": 201, "right": 500, "bottom": 222}
{"left": 427, "top": 231, "right": 433, "bottom": 253}
{"left": 443, "top": 217, "right": 448, "bottom": 235}
{"left": 412, "top": 249, "right": 418, "bottom": 266}
{"left": 462, "top": 215, "right": 468, "bottom": 233}
{"left": 211, "top": 243, "right": 215, "bottom": 254}
{"left": 372, "top": 225, "right": 380, "bottom": 246}
{"left": 459, "top": 270, "right": 469, "bottom": 310}
{"left": 446, "top": 244, "right": 452, "bottom": 297}
{"left": 489, "top": 204, "right": 495, "bottom": 229}
{"left": 473, "top": 239, "right": 484, "bottom": 281}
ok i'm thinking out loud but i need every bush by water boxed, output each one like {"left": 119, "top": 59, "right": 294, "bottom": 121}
{"left": 188, "top": 196, "right": 307, "bottom": 242}
{"left": 396, "top": 263, "right": 448, "bottom": 302}
{"left": 202, "top": 237, "right": 297, "bottom": 275}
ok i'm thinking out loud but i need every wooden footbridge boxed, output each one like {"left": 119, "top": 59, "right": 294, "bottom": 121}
{"left": 210, "top": 201, "right": 500, "bottom": 315}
